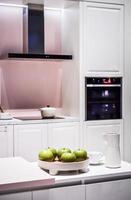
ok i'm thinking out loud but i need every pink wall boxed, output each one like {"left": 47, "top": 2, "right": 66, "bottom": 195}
{"left": 0, "top": 6, "right": 63, "bottom": 109}
{"left": 0, "top": 60, "right": 62, "bottom": 109}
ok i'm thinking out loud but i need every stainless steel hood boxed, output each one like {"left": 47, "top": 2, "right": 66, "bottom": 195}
{"left": 6, "top": 3, "right": 72, "bottom": 60}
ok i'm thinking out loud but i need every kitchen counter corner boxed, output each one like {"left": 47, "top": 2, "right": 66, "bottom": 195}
{"left": 0, "top": 157, "right": 55, "bottom": 194}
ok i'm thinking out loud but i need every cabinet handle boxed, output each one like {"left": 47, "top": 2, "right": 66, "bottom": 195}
{"left": 86, "top": 84, "right": 121, "bottom": 87}
{"left": 0, "top": 126, "right": 7, "bottom": 132}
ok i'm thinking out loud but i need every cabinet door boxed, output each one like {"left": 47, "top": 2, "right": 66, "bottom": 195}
{"left": 83, "top": 121, "right": 123, "bottom": 156}
{"left": 47, "top": 122, "right": 80, "bottom": 149}
{"left": 86, "top": 179, "right": 131, "bottom": 200}
{"left": 0, "top": 192, "right": 32, "bottom": 200}
{"left": 81, "top": 2, "right": 123, "bottom": 74}
{"left": 14, "top": 124, "right": 48, "bottom": 161}
{"left": 33, "top": 185, "right": 85, "bottom": 200}
{"left": 0, "top": 125, "right": 13, "bottom": 158}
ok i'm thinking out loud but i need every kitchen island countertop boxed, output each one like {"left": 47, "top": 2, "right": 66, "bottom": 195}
{"left": 0, "top": 157, "right": 55, "bottom": 194}
{"left": 1, "top": 157, "right": 131, "bottom": 194}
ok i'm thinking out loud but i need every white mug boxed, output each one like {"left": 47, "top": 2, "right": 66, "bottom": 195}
{"left": 88, "top": 151, "right": 104, "bottom": 164}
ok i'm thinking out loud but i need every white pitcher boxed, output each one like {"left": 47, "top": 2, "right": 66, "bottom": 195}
{"left": 104, "top": 133, "right": 121, "bottom": 168}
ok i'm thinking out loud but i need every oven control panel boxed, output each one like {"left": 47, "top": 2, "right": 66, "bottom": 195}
{"left": 86, "top": 77, "right": 122, "bottom": 85}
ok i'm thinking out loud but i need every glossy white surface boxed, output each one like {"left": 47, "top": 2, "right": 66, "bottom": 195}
{"left": 53, "top": 161, "right": 131, "bottom": 184}
{"left": 82, "top": 2, "right": 123, "bottom": 75}
{"left": 0, "top": 157, "right": 55, "bottom": 193}
{"left": 0, "top": 157, "right": 131, "bottom": 193}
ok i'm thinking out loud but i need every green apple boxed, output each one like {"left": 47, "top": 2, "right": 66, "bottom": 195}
{"left": 48, "top": 147, "right": 57, "bottom": 158}
{"left": 39, "top": 149, "right": 54, "bottom": 161}
{"left": 57, "top": 147, "right": 71, "bottom": 159}
{"left": 60, "top": 152, "right": 76, "bottom": 162}
{"left": 73, "top": 149, "right": 88, "bottom": 161}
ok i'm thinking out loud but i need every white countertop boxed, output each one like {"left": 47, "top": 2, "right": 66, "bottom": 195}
{"left": 0, "top": 116, "right": 79, "bottom": 125}
{"left": 0, "top": 109, "right": 79, "bottom": 125}
{"left": 52, "top": 161, "right": 131, "bottom": 184}
{"left": 1, "top": 157, "right": 131, "bottom": 194}
{"left": 0, "top": 157, "right": 55, "bottom": 193}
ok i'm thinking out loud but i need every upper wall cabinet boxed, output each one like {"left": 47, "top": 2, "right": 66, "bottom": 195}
{"left": 80, "top": 2, "right": 124, "bottom": 75}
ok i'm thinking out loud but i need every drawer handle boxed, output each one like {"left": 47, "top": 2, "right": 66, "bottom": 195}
{"left": 0, "top": 126, "right": 7, "bottom": 132}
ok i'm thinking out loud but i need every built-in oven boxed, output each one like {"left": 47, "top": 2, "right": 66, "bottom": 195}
{"left": 85, "top": 77, "right": 122, "bottom": 121}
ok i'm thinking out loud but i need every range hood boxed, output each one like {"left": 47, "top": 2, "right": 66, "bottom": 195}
{"left": 6, "top": 4, "right": 72, "bottom": 60}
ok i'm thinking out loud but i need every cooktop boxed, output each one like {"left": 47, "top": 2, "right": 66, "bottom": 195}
{"left": 15, "top": 116, "right": 64, "bottom": 121}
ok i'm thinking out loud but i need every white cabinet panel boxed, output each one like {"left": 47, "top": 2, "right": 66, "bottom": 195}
{"left": 86, "top": 179, "right": 131, "bottom": 200}
{"left": 47, "top": 122, "right": 80, "bottom": 149}
{"left": 0, "top": 192, "right": 32, "bottom": 200}
{"left": 83, "top": 0, "right": 124, "bottom": 3}
{"left": 83, "top": 121, "right": 123, "bottom": 156}
{"left": 33, "top": 185, "right": 85, "bottom": 200}
{"left": 0, "top": 125, "right": 13, "bottom": 158}
{"left": 14, "top": 124, "right": 48, "bottom": 161}
{"left": 81, "top": 2, "right": 123, "bottom": 74}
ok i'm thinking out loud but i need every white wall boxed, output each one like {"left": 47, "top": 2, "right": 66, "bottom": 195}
{"left": 61, "top": 2, "right": 80, "bottom": 117}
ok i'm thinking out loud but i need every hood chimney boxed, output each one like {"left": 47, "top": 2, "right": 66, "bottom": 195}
{"left": 23, "top": 3, "right": 44, "bottom": 54}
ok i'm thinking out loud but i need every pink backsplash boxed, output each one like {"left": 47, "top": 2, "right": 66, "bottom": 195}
{"left": 0, "top": 60, "right": 62, "bottom": 109}
{"left": 0, "top": 6, "right": 63, "bottom": 110}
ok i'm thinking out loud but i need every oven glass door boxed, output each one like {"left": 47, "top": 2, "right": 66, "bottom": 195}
{"left": 86, "top": 86, "right": 121, "bottom": 120}
{"left": 87, "top": 87, "right": 120, "bottom": 101}
{"left": 87, "top": 102, "right": 121, "bottom": 120}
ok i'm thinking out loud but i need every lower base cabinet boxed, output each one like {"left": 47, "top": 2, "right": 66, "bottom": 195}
{"left": 14, "top": 122, "right": 80, "bottom": 162}
{"left": 85, "top": 179, "right": 131, "bottom": 200}
{"left": 1, "top": 179, "right": 131, "bottom": 200}
{"left": 0, "top": 192, "right": 32, "bottom": 200}
{"left": 47, "top": 122, "right": 80, "bottom": 149}
{"left": 33, "top": 185, "right": 85, "bottom": 200}
{"left": 83, "top": 120, "right": 123, "bottom": 157}
{"left": 0, "top": 125, "right": 13, "bottom": 158}
{"left": 14, "top": 124, "right": 48, "bottom": 162}
{"left": 33, "top": 179, "right": 131, "bottom": 200}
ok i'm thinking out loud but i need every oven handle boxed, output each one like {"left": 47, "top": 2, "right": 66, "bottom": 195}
{"left": 86, "top": 84, "right": 121, "bottom": 87}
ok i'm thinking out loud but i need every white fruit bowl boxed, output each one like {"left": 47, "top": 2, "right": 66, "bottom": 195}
{"left": 38, "top": 159, "right": 89, "bottom": 175}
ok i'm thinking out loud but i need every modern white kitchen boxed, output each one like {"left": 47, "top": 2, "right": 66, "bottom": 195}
{"left": 0, "top": 0, "right": 131, "bottom": 199}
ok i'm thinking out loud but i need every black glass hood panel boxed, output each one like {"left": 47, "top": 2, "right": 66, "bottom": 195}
{"left": 28, "top": 5, "right": 44, "bottom": 54}
{"left": 8, "top": 53, "right": 72, "bottom": 60}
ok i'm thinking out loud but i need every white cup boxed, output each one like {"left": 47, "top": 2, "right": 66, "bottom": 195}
{"left": 88, "top": 151, "right": 104, "bottom": 164}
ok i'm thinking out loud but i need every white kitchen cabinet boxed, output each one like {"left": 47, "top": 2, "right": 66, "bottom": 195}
{"left": 85, "top": 179, "right": 131, "bottom": 200}
{"left": 33, "top": 185, "right": 85, "bottom": 200}
{"left": 0, "top": 192, "right": 32, "bottom": 200}
{"left": 81, "top": 2, "right": 123, "bottom": 74}
{"left": 14, "top": 122, "right": 80, "bottom": 161}
{"left": 83, "top": 0, "right": 124, "bottom": 3}
{"left": 0, "top": 125, "right": 13, "bottom": 158}
{"left": 83, "top": 120, "right": 123, "bottom": 157}
{"left": 14, "top": 124, "right": 48, "bottom": 162}
{"left": 47, "top": 122, "right": 80, "bottom": 149}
